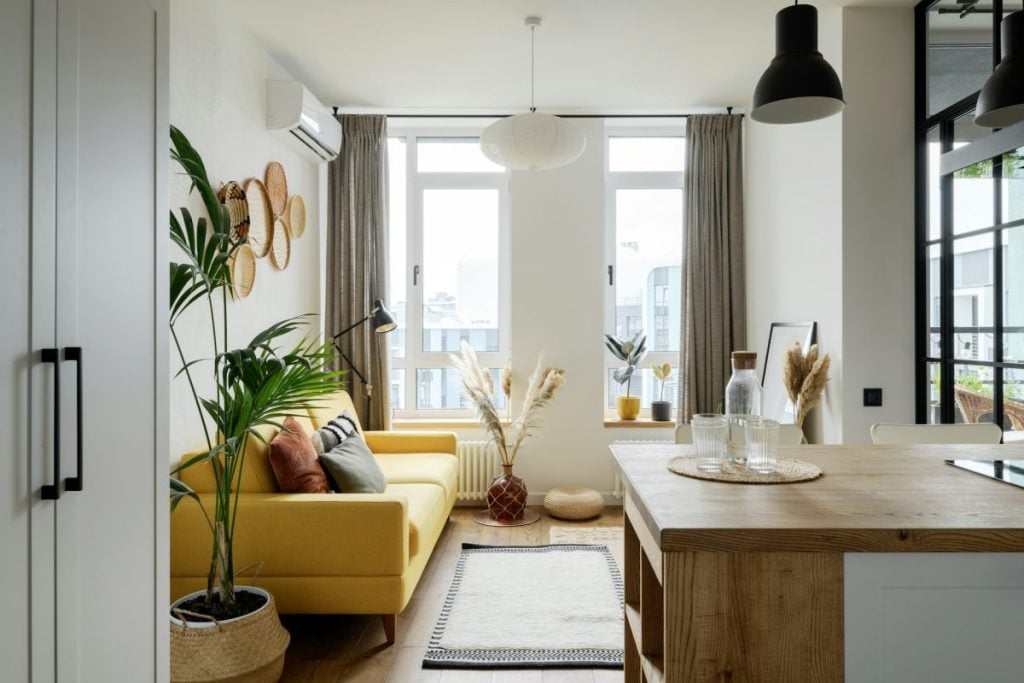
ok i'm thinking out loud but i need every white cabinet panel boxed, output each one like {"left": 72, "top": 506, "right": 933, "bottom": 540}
{"left": 846, "top": 553, "right": 1024, "bottom": 682}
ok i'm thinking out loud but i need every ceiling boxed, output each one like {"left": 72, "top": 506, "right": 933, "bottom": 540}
{"left": 226, "top": 0, "right": 920, "bottom": 112}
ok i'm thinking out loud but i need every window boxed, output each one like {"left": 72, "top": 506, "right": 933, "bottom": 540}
{"left": 916, "top": 1, "right": 1024, "bottom": 436}
{"left": 605, "top": 132, "right": 685, "bottom": 414}
{"left": 387, "top": 132, "right": 510, "bottom": 417}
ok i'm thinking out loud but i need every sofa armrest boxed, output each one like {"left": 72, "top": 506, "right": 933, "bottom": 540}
{"left": 363, "top": 430, "right": 457, "bottom": 455}
{"left": 171, "top": 493, "right": 409, "bottom": 577}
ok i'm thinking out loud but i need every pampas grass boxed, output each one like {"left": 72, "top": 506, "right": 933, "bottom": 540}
{"left": 782, "top": 343, "right": 831, "bottom": 426}
{"left": 450, "top": 341, "right": 565, "bottom": 467}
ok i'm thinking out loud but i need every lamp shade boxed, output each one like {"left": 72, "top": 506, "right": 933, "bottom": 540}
{"left": 372, "top": 299, "right": 397, "bottom": 334}
{"left": 480, "top": 112, "right": 586, "bottom": 171}
{"left": 751, "top": 4, "right": 844, "bottom": 124}
{"left": 976, "top": 11, "right": 1024, "bottom": 129}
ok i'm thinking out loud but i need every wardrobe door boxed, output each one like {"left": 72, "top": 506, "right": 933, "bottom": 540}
{"left": 0, "top": 1, "right": 51, "bottom": 681}
{"left": 55, "top": 0, "right": 168, "bottom": 680}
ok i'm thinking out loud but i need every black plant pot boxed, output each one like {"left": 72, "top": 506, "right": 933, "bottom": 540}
{"left": 651, "top": 401, "right": 673, "bottom": 422}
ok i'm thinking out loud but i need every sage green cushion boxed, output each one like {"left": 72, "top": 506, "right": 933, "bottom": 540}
{"left": 318, "top": 434, "right": 387, "bottom": 494}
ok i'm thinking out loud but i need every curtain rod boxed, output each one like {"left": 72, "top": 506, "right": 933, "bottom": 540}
{"left": 331, "top": 107, "right": 741, "bottom": 119}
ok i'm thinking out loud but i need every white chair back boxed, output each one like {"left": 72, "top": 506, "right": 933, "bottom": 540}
{"left": 869, "top": 422, "right": 1003, "bottom": 445}
{"left": 675, "top": 422, "right": 805, "bottom": 446}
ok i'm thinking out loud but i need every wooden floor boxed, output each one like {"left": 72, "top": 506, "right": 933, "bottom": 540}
{"left": 280, "top": 506, "right": 625, "bottom": 683}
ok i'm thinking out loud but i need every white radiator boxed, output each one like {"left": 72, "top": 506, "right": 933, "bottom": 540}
{"left": 457, "top": 440, "right": 502, "bottom": 501}
{"left": 610, "top": 439, "right": 674, "bottom": 500}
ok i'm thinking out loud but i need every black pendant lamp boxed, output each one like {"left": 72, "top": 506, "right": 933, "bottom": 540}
{"left": 976, "top": 11, "right": 1024, "bottom": 129}
{"left": 751, "top": 2, "right": 844, "bottom": 124}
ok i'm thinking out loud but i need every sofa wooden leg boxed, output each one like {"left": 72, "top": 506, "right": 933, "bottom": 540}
{"left": 381, "top": 614, "right": 397, "bottom": 645}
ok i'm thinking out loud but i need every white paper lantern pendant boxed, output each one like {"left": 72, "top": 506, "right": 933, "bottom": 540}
{"left": 480, "top": 17, "right": 586, "bottom": 171}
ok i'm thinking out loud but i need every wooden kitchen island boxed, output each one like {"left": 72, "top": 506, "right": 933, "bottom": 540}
{"left": 611, "top": 443, "right": 1024, "bottom": 682}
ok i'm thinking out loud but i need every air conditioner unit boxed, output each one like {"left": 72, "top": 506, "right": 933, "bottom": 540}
{"left": 266, "top": 80, "right": 341, "bottom": 163}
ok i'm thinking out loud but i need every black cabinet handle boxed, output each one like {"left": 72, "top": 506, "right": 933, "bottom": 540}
{"left": 413, "top": 264, "right": 420, "bottom": 286}
{"left": 40, "top": 348, "right": 61, "bottom": 500}
{"left": 63, "top": 347, "right": 82, "bottom": 492}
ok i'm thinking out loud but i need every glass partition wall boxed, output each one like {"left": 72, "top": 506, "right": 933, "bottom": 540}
{"left": 916, "top": 1, "right": 1024, "bottom": 438}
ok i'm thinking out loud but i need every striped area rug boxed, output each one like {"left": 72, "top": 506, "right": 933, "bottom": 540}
{"left": 422, "top": 543, "right": 624, "bottom": 669}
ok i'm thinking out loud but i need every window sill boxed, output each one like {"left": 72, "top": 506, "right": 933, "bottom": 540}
{"left": 604, "top": 418, "right": 676, "bottom": 429}
{"left": 392, "top": 418, "right": 506, "bottom": 431}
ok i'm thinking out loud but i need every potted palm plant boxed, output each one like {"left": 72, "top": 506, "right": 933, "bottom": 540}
{"left": 650, "top": 362, "right": 673, "bottom": 422}
{"left": 605, "top": 331, "right": 647, "bottom": 420}
{"left": 168, "top": 127, "right": 343, "bottom": 682}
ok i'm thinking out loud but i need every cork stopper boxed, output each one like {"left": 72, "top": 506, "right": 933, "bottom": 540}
{"left": 731, "top": 350, "right": 757, "bottom": 370}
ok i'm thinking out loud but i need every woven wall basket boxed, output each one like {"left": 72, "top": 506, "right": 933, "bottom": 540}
{"left": 244, "top": 178, "right": 272, "bottom": 258}
{"left": 270, "top": 217, "right": 291, "bottom": 270}
{"left": 230, "top": 244, "right": 256, "bottom": 299}
{"left": 170, "top": 587, "right": 289, "bottom": 683}
{"left": 285, "top": 193, "right": 306, "bottom": 238}
{"left": 217, "top": 181, "right": 249, "bottom": 243}
{"left": 264, "top": 162, "right": 288, "bottom": 217}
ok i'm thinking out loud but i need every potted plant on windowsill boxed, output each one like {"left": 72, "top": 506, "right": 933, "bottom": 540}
{"left": 651, "top": 362, "right": 674, "bottom": 422}
{"left": 606, "top": 331, "right": 647, "bottom": 420}
{"left": 167, "top": 127, "right": 343, "bottom": 683}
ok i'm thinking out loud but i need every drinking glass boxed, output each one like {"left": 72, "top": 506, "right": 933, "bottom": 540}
{"left": 692, "top": 413, "right": 728, "bottom": 472}
{"left": 744, "top": 418, "right": 780, "bottom": 474}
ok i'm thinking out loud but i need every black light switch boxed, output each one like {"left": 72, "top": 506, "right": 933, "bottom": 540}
{"left": 863, "top": 388, "right": 883, "bottom": 407}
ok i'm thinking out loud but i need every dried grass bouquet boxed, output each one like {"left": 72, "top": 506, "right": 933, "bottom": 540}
{"left": 782, "top": 343, "right": 831, "bottom": 426}
{"left": 449, "top": 341, "right": 566, "bottom": 467}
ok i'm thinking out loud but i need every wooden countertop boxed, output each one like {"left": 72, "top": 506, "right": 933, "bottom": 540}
{"left": 611, "top": 443, "right": 1024, "bottom": 553}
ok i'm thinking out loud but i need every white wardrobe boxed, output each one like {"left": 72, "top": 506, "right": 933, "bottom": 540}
{"left": 0, "top": 0, "right": 168, "bottom": 680}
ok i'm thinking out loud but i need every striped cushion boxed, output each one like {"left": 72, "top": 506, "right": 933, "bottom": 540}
{"left": 311, "top": 410, "right": 360, "bottom": 455}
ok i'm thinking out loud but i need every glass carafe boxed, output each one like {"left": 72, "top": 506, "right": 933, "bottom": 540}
{"left": 725, "top": 351, "right": 762, "bottom": 463}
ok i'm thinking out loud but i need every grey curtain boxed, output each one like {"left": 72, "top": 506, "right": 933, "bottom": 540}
{"left": 326, "top": 115, "right": 391, "bottom": 429}
{"left": 680, "top": 114, "right": 746, "bottom": 421}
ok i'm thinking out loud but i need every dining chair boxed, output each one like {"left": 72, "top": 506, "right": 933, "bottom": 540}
{"left": 869, "top": 422, "right": 1003, "bottom": 445}
{"left": 675, "top": 422, "right": 805, "bottom": 446}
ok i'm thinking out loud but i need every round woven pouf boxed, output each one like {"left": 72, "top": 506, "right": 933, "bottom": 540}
{"left": 544, "top": 486, "right": 605, "bottom": 521}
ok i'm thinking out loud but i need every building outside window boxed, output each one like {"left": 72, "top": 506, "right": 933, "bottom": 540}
{"left": 604, "top": 130, "right": 685, "bottom": 414}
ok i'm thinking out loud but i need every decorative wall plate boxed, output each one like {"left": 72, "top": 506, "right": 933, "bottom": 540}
{"left": 230, "top": 244, "right": 256, "bottom": 298}
{"left": 244, "top": 178, "right": 272, "bottom": 258}
{"left": 285, "top": 194, "right": 306, "bottom": 238}
{"left": 270, "top": 217, "right": 291, "bottom": 270}
{"left": 264, "top": 161, "right": 288, "bottom": 217}
{"left": 217, "top": 181, "right": 249, "bottom": 242}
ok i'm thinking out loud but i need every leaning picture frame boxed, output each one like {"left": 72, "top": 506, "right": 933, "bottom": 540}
{"left": 762, "top": 322, "right": 817, "bottom": 423}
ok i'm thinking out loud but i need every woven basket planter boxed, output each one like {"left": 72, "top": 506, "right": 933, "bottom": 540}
{"left": 170, "top": 586, "right": 289, "bottom": 683}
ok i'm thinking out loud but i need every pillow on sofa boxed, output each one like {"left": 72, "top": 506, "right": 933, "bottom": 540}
{"left": 319, "top": 434, "right": 387, "bottom": 494}
{"left": 268, "top": 416, "right": 330, "bottom": 493}
{"left": 311, "top": 410, "right": 360, "bottom": 455}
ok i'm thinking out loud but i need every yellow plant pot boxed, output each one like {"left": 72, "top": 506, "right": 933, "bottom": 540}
{"left": 616, "top": 396, "right": 641, "bottom": 421}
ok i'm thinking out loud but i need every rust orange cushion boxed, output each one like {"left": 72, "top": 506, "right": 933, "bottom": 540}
{"left": 268, "top": 417, "right": 330, "bottom": 493}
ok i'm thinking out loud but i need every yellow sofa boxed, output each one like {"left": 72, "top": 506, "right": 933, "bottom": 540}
{"left": 170, "top": 390, "right": 458, "bottom": 643}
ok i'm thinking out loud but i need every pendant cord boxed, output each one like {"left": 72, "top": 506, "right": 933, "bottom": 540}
{"left": 530, "top": 24, "right": 536, "bottom": 113}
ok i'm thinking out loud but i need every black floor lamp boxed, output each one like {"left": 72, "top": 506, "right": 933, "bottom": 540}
{"left": 331, "top": 298, "right": 397, "bottom": 419}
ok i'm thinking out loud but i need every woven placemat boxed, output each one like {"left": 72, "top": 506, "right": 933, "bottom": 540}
{"left": 667, "top": 455, "right": 822, "bottom": 484}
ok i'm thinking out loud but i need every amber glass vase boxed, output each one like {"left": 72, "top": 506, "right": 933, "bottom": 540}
{"left": 486, "top": 464, "right": 527, "bottom": 522}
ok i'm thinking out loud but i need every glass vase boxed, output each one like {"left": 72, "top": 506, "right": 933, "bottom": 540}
{"left": 487, "top": 464, "right": 527, "bottom": 522}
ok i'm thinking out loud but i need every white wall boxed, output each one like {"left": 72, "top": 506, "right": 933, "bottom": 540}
{"left": 841, "top": 7, "right": 916, "bottom": 443}
{"left": 744, "top": 8, "right": 845, "bottom": 444}
{"left": 169, "top": 0, "right": 322, "bottom": 459}
{"left": 743, "top": 7, "right": 917, "bottom": 444}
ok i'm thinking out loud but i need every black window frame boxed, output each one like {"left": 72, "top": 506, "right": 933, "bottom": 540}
{"left": 915, "top": 0, "right": 1024, "bottom": 429}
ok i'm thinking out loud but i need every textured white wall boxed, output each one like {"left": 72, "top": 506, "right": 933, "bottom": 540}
{"left": 169, "top": 0, "right": 322, "bottom": 459}
{"left": 840, "top": 7, "right": 916, "bottom": 443}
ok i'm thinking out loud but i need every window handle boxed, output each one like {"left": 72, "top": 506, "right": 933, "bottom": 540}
{"left": 413, "top": 265, "right": 420, "bottom": 286}
{"left": 608, "top": 265, "right": 614, "bottom": 286}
